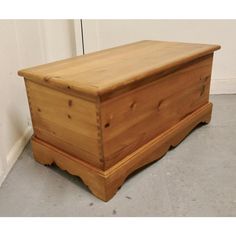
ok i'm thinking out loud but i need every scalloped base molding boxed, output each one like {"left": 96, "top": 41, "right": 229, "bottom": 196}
{"left": 0, "top": 126, "right": 33, "bottom": 187}
{"left": 31, "top": 103, "right": 212, "bottom": 201}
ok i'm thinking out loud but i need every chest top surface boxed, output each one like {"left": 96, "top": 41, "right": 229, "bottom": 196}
{"left": 18, "top": 40, "right": 220, "bottom": 101}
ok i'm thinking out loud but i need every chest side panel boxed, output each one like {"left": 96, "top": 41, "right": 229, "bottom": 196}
{"left": 25, "top": 80, "right": 103, "bottom": 168}
{"left": 100, "top": 55, "right": 213, "bottom": 169}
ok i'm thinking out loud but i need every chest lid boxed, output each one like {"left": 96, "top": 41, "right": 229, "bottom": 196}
{"left": 18, "top": 40, "right": 220, "bottom": 101}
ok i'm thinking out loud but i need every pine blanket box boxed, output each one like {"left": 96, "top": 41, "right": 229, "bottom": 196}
{"left": 18, "top": 40, "right": 220, "bottom": 201}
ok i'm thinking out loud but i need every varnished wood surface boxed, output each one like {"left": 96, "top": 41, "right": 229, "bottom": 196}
{"left": 25, "top": 80, "right": 103, "bottom": 168}
{"left": 32, "top": 102, "right": 212, "bottom": 201}
{"left": 20, "top": 40, "right": 220, "bottom": 200}
{"left": 100, "top": 55, "right": 213, "bottom": 169}
{"left": 18, "top": 40, "right": 220, "bottom": 101}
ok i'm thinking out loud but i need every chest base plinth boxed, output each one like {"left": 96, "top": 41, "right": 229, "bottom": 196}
{"left": 31, "top": 102, "right": 212, "bottom": 202}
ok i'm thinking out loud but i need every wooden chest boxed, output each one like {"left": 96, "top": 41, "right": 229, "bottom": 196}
{"left": 18, "top": 40, "right": 220, "bottom": 201}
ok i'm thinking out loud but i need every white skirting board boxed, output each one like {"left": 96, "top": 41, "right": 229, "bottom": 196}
{"left": 210, "top": 78, "right": 236, "bottom": 94}
{"left": 0, "top": 126, "right": 33, "bottom": 187}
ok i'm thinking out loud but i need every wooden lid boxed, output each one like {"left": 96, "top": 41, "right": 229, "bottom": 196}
{"left": 18, "top": 40, "right": 220, "bottom": 101}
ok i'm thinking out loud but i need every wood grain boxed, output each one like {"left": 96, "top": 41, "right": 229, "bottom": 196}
{"left": 25, "top": 80, "right": 103, "bottom": 168}
{"left": 19, "top": 40, "right": 220, "bottom": 201}
{"left": 32, "top": 102, "right": 212, "bottom": 201}
{"left": 100, "top": 54, "right": 213, "bottom": 169}
{"left": 18, "top": 40, "right": 220, "bottom": 101}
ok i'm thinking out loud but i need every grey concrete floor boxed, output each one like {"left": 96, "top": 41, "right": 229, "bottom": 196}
{"left": 0, "top": 95, "right": 236, "bottom": 216}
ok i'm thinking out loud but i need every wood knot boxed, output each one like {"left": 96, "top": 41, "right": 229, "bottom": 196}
{"left": 37, "top": 108, "right": 41, "bottom": 112}
{"left": 43, "top": 76, "right": 51, "bottom": 82}
{"left": 157, "top": 100, "right": 163, "bottom": 111}
{"left": 68, "top": 99, "right": 73, "bottom": 107}
{"left": 204, "top": 75, "right": 211, "bottom": 81}
{"left": 200, "top": 75, "right": 210, "bottom": 82}
{"left": 200, "top": 85, "right": 206, "bottom": 96}
{"left": 67, "top": 85, "right": 71, "bottom": 89}
{"left": 67, "top": 114, "right": 72, "bottom": 119}
{"left": 104, "top": 122, "right": 110, "bottom": 128}
{"left": 129, "top": 101, "right": 137, "bottom": 110}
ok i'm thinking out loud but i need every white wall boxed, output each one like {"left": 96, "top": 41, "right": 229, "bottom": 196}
{"left": 82, "top": 19, "right": 236, "bottom": 94}
{"left": 0, "top": 20, "right": 80, "bottom": 186}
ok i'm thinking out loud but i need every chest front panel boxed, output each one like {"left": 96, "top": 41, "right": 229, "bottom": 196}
{"left": 100, "top": 55, "right": 213, "bottom": 169}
